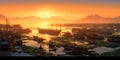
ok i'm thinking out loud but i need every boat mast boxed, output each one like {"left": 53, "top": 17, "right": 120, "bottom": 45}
{"left": 6, "top": 18, "right": 10, "bottom": 31}
{"left": 60, "top": 24, "right": 61, "bottom": 30}
{"left": 59, "top": 24, "right": 62, "bottom": 36}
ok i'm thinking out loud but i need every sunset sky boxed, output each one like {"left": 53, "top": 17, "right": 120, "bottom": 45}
{"left": 0, "top": 0, "right": 120, "bottom": 19}
{"left": 0, "top": 0, "right": 120, "bottom": 28}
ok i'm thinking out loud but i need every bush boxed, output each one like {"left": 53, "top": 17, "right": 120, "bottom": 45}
{"left": 105, "top": 42, "right": 120, "bottom": 48}
{"left": 88, "top": 40, "right": 109, "bottom": 47}
{"left": 88, "top": 40, "right": 120, "bottom": 48}
{"left": 101, "top": 49, "right": 120, "bottom": 56}
{"left": 23, "top": 45, "right": 48, "bottom": 56}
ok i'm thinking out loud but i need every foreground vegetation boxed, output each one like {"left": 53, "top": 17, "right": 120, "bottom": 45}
{"left": 22, "top": 45, "right": 53, "bottom": 56}
{"left": 102, "top": 49, "right": 120, "bottom": 56}
{"left": 88, "top": 40, "right": 120, "bottom": 48}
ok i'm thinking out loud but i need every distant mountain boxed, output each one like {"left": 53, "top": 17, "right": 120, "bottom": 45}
{"left": 75, "top": 15, "right": 120, "bottom": 24}
{"left": 1, "top": 14, "right": 120, "bottom": 27}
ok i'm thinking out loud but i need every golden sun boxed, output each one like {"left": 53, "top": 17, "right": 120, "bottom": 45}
{"left": 37, "top": 10, "right": 55, "bottom": 18}
{"left": 39, "top": 21, "right": 51, "bottom": 29}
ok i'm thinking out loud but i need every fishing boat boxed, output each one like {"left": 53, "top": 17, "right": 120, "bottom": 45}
{"left": 38, "top": 28, "right": 61, "bottom": 36}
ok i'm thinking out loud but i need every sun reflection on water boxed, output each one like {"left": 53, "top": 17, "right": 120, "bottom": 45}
{"left": 31, "top": 29, "right": 39, "bottom": 36}
{"left": 39, "top": 21, "right": 51, "bottom": 29}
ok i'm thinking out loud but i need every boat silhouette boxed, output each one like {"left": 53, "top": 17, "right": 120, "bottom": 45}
{"left": 38, "top": 28, "right": 61, "bottom": 36}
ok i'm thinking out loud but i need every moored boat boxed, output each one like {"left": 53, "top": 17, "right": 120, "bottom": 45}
{"left": 38, "top": 28, "right": 61, "bottom": 36}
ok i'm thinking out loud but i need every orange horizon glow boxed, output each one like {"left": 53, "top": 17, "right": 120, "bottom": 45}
{"left": 0, "top": 3, "right": 119, "bottom": 19}
{"left": 0, "top": 3, "right": 120, "bottom": 28}
{"left": 38, "top": 21, "right": 51, "bottom": 29}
